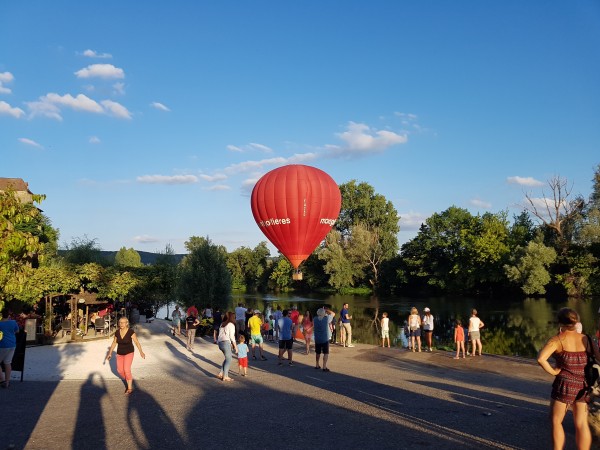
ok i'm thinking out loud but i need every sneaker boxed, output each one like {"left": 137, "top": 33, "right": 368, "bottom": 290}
{"left": 347, "top": 344, "right": 355, "bottom": 348}
{"left": 288, "top": 362, "right": 294, "bottom": 366}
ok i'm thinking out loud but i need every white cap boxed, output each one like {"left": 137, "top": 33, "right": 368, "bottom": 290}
{"left": 424, "top": 307, "right": 430, "bottom": 312}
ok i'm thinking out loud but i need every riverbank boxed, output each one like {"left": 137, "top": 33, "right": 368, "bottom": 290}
{"left": 1, "top": 319, "right": 597, "bottom": 449}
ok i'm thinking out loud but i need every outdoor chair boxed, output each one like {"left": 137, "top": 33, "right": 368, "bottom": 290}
{"left": 94, "top": 318, "right": 106, "bottom": 336}
{"left": 60, "top": 320, "right": 72, "bottom": 338}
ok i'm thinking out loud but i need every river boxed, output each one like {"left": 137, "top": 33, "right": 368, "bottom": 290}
{"left": 158, "top": 293, "right": 600, "bottom": 358}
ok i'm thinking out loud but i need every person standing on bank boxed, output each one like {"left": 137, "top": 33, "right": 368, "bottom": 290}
{"left": 468, "top": 309, "right": 484, "bottom": 356}
{"left": 217, "top": 312, "right": 238, "bottom": 382}
{"left": 408, "top": 307, "right": 422, "bottom": 352}
{"left": 106, "top": 317, "right": 145, "bottom": 395}
{"left": 185, "top": 312, "right": 200, "bottom": 352}
{"left": 422, "top": 307, "right": 434, "bottom": 352}
{"left": 313, "top": 308, "right": 331, "bottom": 372}
{"left": 538, "top": 308, "right": 600, "bottom": 450}
{"left": 0, "top": 315, "right": 20, "bottom": 388}
{"left": 340, "top": 303, "right": 354, "bottom": 347}
{"left": 171, "top": 306, "right": 182, "bottom": 336}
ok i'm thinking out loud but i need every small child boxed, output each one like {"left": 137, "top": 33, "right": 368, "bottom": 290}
{"left": 268, "top": 315, "right": 275, "bottom": 342}
{"left": 454, "top": 319, "right": 466, "bottom": 359}
{"left": 381, "top": 312, "right": 391, "bottom": 348}
{"left": 261, "top": 317, "right": 270, "bottom": 341}
{"left": 237, "top": 335, "right": 249, "bottom": 376}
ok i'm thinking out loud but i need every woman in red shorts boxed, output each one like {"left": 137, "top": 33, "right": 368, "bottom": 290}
{"left": 538, "top": 308, "right": 600, "bottom": 449}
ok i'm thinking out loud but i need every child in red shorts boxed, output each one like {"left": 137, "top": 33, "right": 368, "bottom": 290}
{"left": 237, "top": 335, "right": 249, "bottom": 376}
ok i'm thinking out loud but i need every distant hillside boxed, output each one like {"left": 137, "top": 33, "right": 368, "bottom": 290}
{"left": 100, "top": 250, "right": 186, "bottom": 265}
{"left": 58, "top": 250, "right": 186, "bottom": 265}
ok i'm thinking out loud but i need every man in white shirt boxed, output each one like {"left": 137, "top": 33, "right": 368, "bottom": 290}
{"left": 234, "top": 303, "right": 247, "bottom": 339}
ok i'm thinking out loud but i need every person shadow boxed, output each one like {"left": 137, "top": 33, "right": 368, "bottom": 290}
{"left": 125, "top": 386, "right": 186, "bottom": 448}
{"left": 72, "top": 372, "right": 109, "bottom": 450}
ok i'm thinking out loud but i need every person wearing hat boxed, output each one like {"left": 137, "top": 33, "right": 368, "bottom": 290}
{"left": 422, "top": 307, "right": 434, "bottom": 352}
{"left": 248, "top": 310, "right": 268, "bottom": 361}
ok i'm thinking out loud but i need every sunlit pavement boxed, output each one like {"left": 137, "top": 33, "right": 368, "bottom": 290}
{"left": 0, "top": 319, "right": 578, "bottom": 449}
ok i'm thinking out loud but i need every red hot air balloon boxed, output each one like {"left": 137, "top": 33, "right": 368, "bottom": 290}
{"left": 251, "top": 165, "right": 342, "bottom": 279}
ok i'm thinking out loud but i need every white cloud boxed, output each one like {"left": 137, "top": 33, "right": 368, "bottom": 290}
{"left": 0, "top": 71, "right": 15, "bottom": 94}
{"left": 132, "top": 235, "right": 159, "bottom": 244}
{"left": 18, "top": 137, "right": 43, "bottom": 148}
{"left": 82, "top": 49, "right": 113, "bottom": 59}
{"left": 136, "top": 174, "right": 199, "bottom": 184}
{"left": 206, "top": 184, "right": 231, "bottom": 191}
{"left": 27, "top": 93, "right": 132, "bottom": 120}
{"left": 248, "top": 143, "right": 273, "bottom": 153}
{"left": 224, "top": 153, "right": 318, "bottom": 176}
{"left": 470, "top": 198, "right": 492, "bottom": 209}
{"left": 75, "top": 64, "right": 125, "bottom": 79}
{"left": 0, "top": 101, "right": 25, "bottom": 118}
{"left": 112, "top": 82, "right": 125, "bottom": 95}
{"left": 89, "top": 136, "right": 101, "bottom": 144}
{"left": 226, "top": 142, "right": 273, "bottom": 153}
{"left": 332, "top": 121, "right": 407, "bottom": 155}
{"left": 507, "top": 176, "right": 544, "bottom": 187}
{"left": 200, "top": 174, "right": 228, "bottom": 182}
{"left": 150, "top": 101, "right": 171, "bottom": 112}
{"left": 100, "top": 100, "right": 132, "bottom": 119}
{"left": 46, "top": 93, "right": 104, "bottom": 113}
{"left": 398, "top": 211, "right": 428, "bottom": 231}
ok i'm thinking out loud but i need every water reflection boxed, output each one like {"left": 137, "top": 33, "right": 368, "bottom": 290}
{"left": 228, "top": 293, "right": 599, "bottom": 358}
{"left": 158, "top": 293, "right": 598, "bottom": 358}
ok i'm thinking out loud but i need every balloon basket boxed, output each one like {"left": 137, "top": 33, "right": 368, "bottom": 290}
{"left": 292, "top": 270, "right": 303, "bottom": 281}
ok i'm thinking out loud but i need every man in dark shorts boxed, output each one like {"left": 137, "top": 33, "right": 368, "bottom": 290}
{"left": 278, "top": 309, "right": 294, "bottom": 366}
{"left": 313, "top": 308, "right": 331, "bottom": 372}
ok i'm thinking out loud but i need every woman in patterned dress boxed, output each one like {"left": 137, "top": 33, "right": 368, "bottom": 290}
{"left": 538, "top": 308, "right": 600, "bottom": 450}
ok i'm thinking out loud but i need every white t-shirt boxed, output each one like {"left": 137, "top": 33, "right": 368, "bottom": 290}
{"left": 422, "top": 314, "right": 434, "bottom": 331}
{"left": 469, "top": 316, "right": 481, "bottom": 332}
{"left": 381, "top": 317, "right": 389, "bottom": 331}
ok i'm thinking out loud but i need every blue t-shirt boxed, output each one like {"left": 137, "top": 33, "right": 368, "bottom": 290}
{"left": 313, "top": 317, "right": 329, "bottom": 344}
{"left": 341, "top": 308, "right": 350, "bottom": 324}
{"left": 237, "top": 343, "right": 249, "bottom": 358}
{"left": 279, "top": 317, "right": 293, "bottom": 340}
{"left": 0, "top": 320, "right": 19, "bottom": 348}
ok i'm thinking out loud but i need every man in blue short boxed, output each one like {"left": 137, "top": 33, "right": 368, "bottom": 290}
{"left": 313, "top": 308, "right": 331, "bottom": 372}
{"left": 277, "top": 309, "right": 294, "bottom": 366}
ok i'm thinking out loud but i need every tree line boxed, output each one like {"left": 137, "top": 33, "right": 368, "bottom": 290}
{"left": 1, "top": 164, "right": 599, "bottom": 317}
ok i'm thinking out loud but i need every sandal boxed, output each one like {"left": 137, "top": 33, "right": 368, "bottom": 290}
{"left": 216, "top": 373, "right": 223, "bottom": 380}
{"left": 260, "top": 357, "right": 267, "bottom": 361}
{"left": 322, "top": 368, "right": 330, "bottom": 372}
{"left": 222, "top": 377, "right": 233, "bottom": 382}
{"left": 124, "top": 389, "right": 133, "bottom": 396}
{"left": 315, "top": 366, "right": 321, "bottom": 369}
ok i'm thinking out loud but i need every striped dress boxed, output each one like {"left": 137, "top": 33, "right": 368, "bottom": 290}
{"left": 551, "top": 350, "right": 588, "bottom": 405}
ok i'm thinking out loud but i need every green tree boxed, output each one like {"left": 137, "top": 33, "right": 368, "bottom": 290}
{"left": 398, "top": 207, "right": 510, "bottom": 294}
{"left": 62, "top": 236, "right": 108, "bottom": 265}
{"left": 319, "top": 230, "right": 358, "bottom": 291}
{"left": 504, "top": 239, "right": 557, "bottom": 295}
{"left": 99, "top": 268, "right": 140, "bottom": 301}
{"left": 115, "top": 247, "right": 142, "bottom": 267}
{"left": 226, "top": 242, "right": 270, "bottom": 291}
{"left": 337, "top": 180, "right": 400, "bottom": 259}
{"left": 176, "top": 236, "right": 231, "bottom": 309}
{"left": 269, "top": 257, "right": 293, "bottom": 291}
{"left": 0, "top": 188, "right": 47, "bottom": 313}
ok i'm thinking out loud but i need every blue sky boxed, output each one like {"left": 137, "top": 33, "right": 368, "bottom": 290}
{"left": 1, "top": 1, "right": 599, "bottom": 255}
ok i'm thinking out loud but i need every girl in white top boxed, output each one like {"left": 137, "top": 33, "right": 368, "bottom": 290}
{"left": 217, "top": 312, "right": 238, "bottom": 382}
{"left": 468, "top": 309, "right": 484, "bottom": 356}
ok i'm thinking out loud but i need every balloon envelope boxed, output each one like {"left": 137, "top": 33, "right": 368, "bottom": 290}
{"left": 250, "top": 165, "right": 342, "bottom": 269}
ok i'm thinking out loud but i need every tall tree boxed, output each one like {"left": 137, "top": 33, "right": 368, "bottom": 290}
{"left": 523, "top": 175, "right": 584, "bottom": 254}
{"left": 0, "top": 188, "right": 47, "bottom": 312}
{"left": 176, "top": 236, "right": 231, "bottom": 309}
{"left": 504, "top": 239, "right": 557, "bottom": 295}
{"left": 62, "top": 236, "right": 108, "bottom": 265}
{"left": 114, "top": 247, "right": 142, "bottom": 267}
